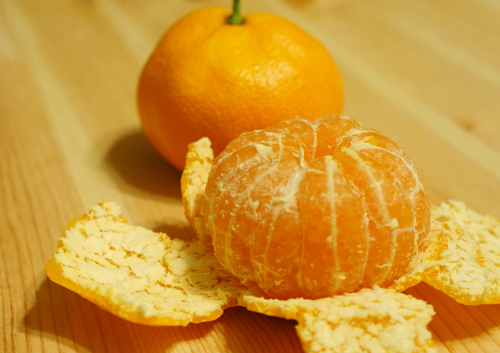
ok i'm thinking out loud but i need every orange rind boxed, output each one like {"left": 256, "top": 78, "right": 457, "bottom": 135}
{"left": 180, "top": 137, "right": 214, "bottom": 242}
{"left": 45, "top": 202, "right": 263, "bottom": 326}
{"left": 388, "top": 201, "right": 500, "bottom": 305}
{"left": 240, "top": 287, "right": 436, "bottom": 353}
{"left": 421, "top": 201, "right": 500, "bottom": 305}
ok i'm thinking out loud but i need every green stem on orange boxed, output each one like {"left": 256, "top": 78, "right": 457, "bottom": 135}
{"left": 226, "top": 0, "right": 245, "bottom": 25}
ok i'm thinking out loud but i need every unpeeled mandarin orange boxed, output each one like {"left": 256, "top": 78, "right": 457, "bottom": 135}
{"left": 202, "top": 115, "right": 431, "bottom": 299}
{"left": 137, "top": 4, "right": 343, "bottom": 171}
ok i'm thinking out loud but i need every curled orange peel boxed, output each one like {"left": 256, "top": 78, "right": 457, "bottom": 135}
{"left": 45, "top": 137, "right": 500, "bottom": 352}
{"left": 241, "top": 288, "right": 435, "bottom": 353}
{"left": 45, "top": 202, "right": 263, "bottom": 326}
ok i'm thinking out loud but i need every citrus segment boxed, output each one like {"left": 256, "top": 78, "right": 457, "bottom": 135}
{"left": 249, "top": 157, "right": 305, "bottom": 297}
{"left": 314, "top": 115, "right": 363, "bottom": 157}
{"left": 334, "top": 147, "right": 416, "bottom": 288}
{"left": 337, "top": 130, "right": 431, "bottom": 253}
{"left": 297, "top": 156, "right": 368, "bottom": 297}
{"left": 203, "top": 115, "right": 431, "bottom": 298}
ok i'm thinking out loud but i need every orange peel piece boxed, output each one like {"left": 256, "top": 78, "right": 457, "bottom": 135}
{"left": 180, "top": 137, "right": 213, "bottom": 243}
{"left": 420, "top": 201, "right": 500, "bottom": 305}
{"left": 46, "top": 202, "right": 261, "bottom": 326}
{"left": 241, "top": 287, "right": 436, "bottom": 353}
{"left": 391, "top": 201, "right": 500, "bottom": 305}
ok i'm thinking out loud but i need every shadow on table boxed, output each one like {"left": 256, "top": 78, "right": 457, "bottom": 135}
{"left": 405, "top": 282, "right": 500, "bottom": 350}
{"left": 105, "top": 129, "right": 182, "bottom": 199}
{"left": 24, "top": 278, "right": 302, "bottom": 353}
{"left": 25, "top": 276, "right": 500, "bottom": 352}
{"left": 151, "top": 221, "right": 197, "bottom": 242}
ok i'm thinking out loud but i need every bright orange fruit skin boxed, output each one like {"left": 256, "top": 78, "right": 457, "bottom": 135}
{"left": 138, "top": 7, "right": 343, "bottom": 171}
{"left": 203, "top": 115, "right": 431, "bottom": 299}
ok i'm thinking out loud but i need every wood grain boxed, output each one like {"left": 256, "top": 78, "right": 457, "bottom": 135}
{"left": 1, "top": 0, "right": 500, "bottom": 352}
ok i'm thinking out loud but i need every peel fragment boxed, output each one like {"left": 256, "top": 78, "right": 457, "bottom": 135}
{"left": 420, "top": 201, "right": 500, "bottom": 305}
{"left": 180, "top": 137, "right": 213, "bottom": 243}
{"left": 391, "top": 201, "right": 500, "bottom": 305}
{"left": 46, "top": 202, "right": 261, "bottom": 326}
{"left": 241, "top": 287, "right": 436, "bottom": 353}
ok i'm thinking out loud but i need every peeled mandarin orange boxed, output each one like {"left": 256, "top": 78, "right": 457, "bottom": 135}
{"left": 202, "top": 115, "right": 431, "bottom": 299}
{"left": 137, "top": 2, "right": 343, "bottom": 171}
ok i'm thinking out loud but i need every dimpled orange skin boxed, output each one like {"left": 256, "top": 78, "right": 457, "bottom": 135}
{"left": 203, "top": 115, "right": 431, "bottom": 300}
{"left": 137, "top": 7, "right": 343, "bottom": 171}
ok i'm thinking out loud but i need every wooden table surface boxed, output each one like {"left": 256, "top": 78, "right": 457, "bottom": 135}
{"left": 2, "top": 0, "right": 500, "bottom": 352}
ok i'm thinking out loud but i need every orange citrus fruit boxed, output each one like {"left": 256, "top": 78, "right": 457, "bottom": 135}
{"left": 203, "top": 115, "right": 431, "bottom": 299}
{"left": 137, "top": 3, "right": 343, "bottom": 171}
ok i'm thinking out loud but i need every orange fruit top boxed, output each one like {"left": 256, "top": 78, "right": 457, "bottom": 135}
{"left": 137, "top": 6, "right": 343, "bottom": 171}
{"left": 203, "top": 115, "right": 431, "bottom": 299}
